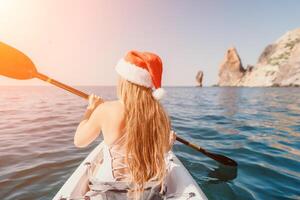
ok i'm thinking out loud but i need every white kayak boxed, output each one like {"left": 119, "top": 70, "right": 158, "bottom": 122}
{"left": 53, "top": 142, "right": 207, "bottom": 200}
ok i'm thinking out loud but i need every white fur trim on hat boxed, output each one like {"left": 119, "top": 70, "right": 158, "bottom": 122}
{"left": 115, "top": 59, "right": 153, "bottom": 88}
{"left": 152, "top": 88, "right": 165, "bottom": 100}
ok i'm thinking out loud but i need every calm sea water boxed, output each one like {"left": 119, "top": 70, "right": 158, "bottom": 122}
{"left": 0, "top": 86, "right": 299, "bottom": 200}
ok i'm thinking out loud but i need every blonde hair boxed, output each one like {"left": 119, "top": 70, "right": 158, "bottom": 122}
{"left": 117, "top": 78, "right": 170, "bottom": 198}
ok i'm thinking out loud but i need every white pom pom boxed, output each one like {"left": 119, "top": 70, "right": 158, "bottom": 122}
{"left": 152, "top": 88, "right": 165, "bottom": 100}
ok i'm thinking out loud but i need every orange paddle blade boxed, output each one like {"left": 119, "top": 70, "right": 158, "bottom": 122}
{"left": 0, "top": 41, "right": 37, "bottom": 79}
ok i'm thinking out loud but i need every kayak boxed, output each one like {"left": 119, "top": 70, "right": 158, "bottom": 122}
{"left": 53, "top": 142, "right": 207, "bottom": 200}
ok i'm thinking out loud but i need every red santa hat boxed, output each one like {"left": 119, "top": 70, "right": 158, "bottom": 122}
{"left": 115, "top": 50, "right": 165, "bottom": 100}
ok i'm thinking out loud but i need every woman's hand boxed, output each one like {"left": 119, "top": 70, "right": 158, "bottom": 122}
{"left": 87, "top": 94, "right": 103, "bottom": 110}
{"left": 169, "top": 130, "right": 177, "bottom": 149}
{"left": 75, "top": 94, "right": 104, "bottom": 148}
{"left": 82, "top": 94, "right": 104, "bottom": 121}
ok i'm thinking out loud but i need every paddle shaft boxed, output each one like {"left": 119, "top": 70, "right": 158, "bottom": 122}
{"left": 35, "top": 73, "right": 237, "bottom": 166}
{"left": 176, "top": 136, "right": 206, "bottom": 153}
{"left": 176, "top": 136, "right": 237, "bottom": 166}
{"left": 35, "top": 73, "right": 89, "bottom": 99}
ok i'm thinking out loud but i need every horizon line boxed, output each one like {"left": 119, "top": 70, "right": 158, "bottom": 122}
{"left": 0, "top": 84, "right": 209, "bottom": 87}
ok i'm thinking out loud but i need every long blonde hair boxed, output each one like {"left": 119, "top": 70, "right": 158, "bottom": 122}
{"left": 117, "top": 77, "right": 170, "bottom": 197}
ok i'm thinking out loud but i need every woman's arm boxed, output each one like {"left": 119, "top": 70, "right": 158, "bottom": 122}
{"left": 74, "top": 94, "right": 104, "bottom": 148}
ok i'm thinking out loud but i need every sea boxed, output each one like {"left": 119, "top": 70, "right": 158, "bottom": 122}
{"left": 0, "top": 86, "right": 299, "bottom": 200}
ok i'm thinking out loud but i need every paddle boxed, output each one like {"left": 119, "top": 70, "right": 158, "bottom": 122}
{"left": 0, "top": 41, "right": 238, "bottom": 167}
{"left": 176, "top": 137, "right": 237, "bottom": 166}
{"left": 0, "top": 42, "right": 88, "bottom": 99}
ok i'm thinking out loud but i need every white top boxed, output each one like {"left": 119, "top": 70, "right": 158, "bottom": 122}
{"left": 93, "top": 144, "right": 115, "bottom": 181}
{"left": 93, "top": 133, "right": 130, "bottom": 181}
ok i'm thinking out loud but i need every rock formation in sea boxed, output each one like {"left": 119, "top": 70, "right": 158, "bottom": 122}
{"left": 218, "top": 47, "right": 245, "bottom": 86}
{"left": 196, "top": 71, "right": 204, "bottom": 87}
{"left": 217, "top": 28, "right": 300, "bottom": 87}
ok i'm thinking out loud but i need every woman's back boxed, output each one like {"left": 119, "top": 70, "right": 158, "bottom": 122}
{"left": 92, "top": 100, "right": 131, "bottom": 181}
{"left": 99, "top": 100, "right": 126, "bottom": 145}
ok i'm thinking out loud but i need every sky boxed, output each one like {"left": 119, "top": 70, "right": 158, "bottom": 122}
{"left": 0, "top": 0, "right": 300, "bottom": 86}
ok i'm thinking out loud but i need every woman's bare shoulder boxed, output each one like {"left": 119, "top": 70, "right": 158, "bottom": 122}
{"left": 97, "top": 100, "right": 124, "bottom": 115}
{"left": 101, "top": 100, "right": 123, "bottom": 108}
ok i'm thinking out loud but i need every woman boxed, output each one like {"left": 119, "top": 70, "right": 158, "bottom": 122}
{"left": 74, "top": 51, "right": 175, "bottom": 199}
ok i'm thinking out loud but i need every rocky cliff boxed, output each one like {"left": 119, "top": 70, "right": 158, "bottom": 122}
{"left": 217, "top": 28, "right": 300, "bottom": 87}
